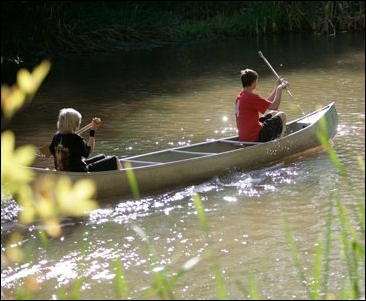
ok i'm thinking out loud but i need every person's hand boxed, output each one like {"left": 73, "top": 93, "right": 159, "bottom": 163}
{"left": 91, "top": 117, "right": 102, "bottom": 130}
{"left": 277, "top": 77, "right": 289, "bottom": 90}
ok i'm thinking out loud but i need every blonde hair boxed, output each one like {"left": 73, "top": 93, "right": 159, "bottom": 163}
{"left": 57, "top": 108, "right": 82, "bottom": 134}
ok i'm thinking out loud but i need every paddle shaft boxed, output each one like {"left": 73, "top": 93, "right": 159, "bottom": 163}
{"left": 39, "top": 122, "right": 93, "bottom": 157}
{"left": 258, "top": 51, "right": 305, "bottom": 116}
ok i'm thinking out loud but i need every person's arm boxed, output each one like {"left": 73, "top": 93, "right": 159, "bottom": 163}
{"left": 49, "top": 138, "right": 55, "bottom": 156}
{"left": 267, "top": 87, "right": 277, "bottom": 102}
{"left": 268, "top": 79, "right": 288, "bottom": 110}
{"left": 87, "top": 117, "right": 101, "bottom": 153}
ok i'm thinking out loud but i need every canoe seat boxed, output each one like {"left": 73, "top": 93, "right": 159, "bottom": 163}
{"left": 170, "top": 149, "right": 217, "bottom": 156}
{"left": 121, "top": 159, "right": 162, "bottom": 167}
{"left": 219, "top": 139, "right": 263, "bottom": 147}
{"left": 297, "top": 121, "right": 310, "bottom": 128}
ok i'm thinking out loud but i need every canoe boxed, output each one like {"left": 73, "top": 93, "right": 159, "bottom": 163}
{"left": 28, "top": 102, "right": 338, "bottom": 201}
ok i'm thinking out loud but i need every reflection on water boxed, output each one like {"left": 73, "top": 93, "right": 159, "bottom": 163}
{"left": 1, "top": 33, "right": 365, "bottom": 299}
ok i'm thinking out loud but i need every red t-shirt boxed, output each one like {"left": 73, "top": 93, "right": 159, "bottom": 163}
{"left": 235, "top": 90, "right": 271, "bottom": 141}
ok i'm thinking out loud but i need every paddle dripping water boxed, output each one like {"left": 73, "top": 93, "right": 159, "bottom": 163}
{"left": 258, "top": 50, "right": 306, "bottom": 118}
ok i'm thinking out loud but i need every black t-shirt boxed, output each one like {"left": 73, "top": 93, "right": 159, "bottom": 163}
{"left": 49, "top": 133, "right": 91, "bottom": 172}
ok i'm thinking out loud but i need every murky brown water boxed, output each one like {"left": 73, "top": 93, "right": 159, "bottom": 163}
{"left": 1, "top": 32, "right": 365, "bottom": 299}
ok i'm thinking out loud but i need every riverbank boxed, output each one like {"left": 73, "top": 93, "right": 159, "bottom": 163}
{"left": 1, "top": 1, "right": 364, "bottom": 64}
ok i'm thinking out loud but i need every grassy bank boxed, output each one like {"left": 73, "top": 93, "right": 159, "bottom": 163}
{"left": 1, "top": 1, "right": 365, "bottom": 62}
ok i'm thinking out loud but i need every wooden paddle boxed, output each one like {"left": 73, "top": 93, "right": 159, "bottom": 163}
{"left": 39, "top": 122, "right": 93, "bottom": 157}
{"left": 258, "top": 51, "right": 306, "bottom": 117}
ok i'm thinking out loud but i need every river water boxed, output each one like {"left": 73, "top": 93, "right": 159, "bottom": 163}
{"left": 1, "top": 32, "right": 365, "bottom": 299}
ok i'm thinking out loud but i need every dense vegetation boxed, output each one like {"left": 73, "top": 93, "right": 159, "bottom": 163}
{"left": 1, "top": 1, "right": 365, "bottom": 62}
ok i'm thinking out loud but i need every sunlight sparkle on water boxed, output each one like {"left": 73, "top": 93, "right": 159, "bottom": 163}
{"left": 223, "top": 196, "right": 237, "bottom": 202}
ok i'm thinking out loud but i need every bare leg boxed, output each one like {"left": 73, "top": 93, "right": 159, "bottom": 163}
{"left": 116, "top": 158, "right": 122, "bottom": 170}
{"left": 276, "top": 112, "right": 287, "bottom": 138}
{"left": 280, "top": 123, "right": 286, "bottom": 138}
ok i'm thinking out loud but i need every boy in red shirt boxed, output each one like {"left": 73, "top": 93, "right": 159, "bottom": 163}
{"left": 235, "top": 69, "right": 288, "bottom": 142}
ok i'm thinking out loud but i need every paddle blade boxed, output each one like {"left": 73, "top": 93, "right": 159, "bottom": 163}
{"left": 39, "top": 144, "right": 52, "bottom": 157}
